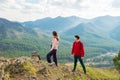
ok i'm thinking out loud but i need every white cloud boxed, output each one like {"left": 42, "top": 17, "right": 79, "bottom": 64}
{"left": 0, "top": 0, "right": 120, "bottom": 21}
{"left": 112, "top": 0, "right": 120, "bottom": 8}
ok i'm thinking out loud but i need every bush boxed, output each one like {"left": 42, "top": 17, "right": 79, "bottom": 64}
{"left": 113, "top": 51, "right": 120, "bottom": 73}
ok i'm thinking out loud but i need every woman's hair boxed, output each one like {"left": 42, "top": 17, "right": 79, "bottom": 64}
{"left": 52, "top": 31, "right": 59, "bottom": 41}
{"left": 74, "top": 35, "right": 80, "bottom": 40}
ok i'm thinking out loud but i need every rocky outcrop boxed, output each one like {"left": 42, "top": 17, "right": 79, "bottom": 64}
{"left": 0, "top": 57, "right": 119, "bottom": 80}
{"left": 0, "top": 57, "right": 37, "bottom": 80}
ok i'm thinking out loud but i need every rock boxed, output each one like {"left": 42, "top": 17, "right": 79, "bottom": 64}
{"left": 56, "top": 77, "right": 61, "bottom": 80}
{"left": 37, "top": 67, "right": 47, "bottom": 74}
{"left": 31, "top": 51, "right": 41, "bottom": 62}
{"left": 30, "top": 76, "right": 37, "bottom": 80}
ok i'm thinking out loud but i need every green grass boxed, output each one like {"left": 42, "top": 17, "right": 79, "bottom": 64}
{"left": 66, "top": 63, "right": 120, "bottom": 80}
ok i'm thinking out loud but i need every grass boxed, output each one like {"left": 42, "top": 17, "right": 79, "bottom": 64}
{"left": 65, "top": 63, "right": 120, "bottom": 80}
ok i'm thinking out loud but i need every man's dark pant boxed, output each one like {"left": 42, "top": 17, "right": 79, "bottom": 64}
{"left": 73, "top": 56, "right": 86, "bottom": 73}
{"left": 46, "top": 49, "right": 57, "bottom": 66}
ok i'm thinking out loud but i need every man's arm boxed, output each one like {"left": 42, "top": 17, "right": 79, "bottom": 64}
{"left": 71, "top": 42, "right": 75, "bottom": 55}
{"left": 81, "top": 43, "right": 85, "bottom": 58}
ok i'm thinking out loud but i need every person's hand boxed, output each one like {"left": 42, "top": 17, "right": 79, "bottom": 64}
{"left": 49, "top": 49, "right": 52, "bottom": 51}
{"left": 81, "top": 57, "right": 84, "bottom": 60}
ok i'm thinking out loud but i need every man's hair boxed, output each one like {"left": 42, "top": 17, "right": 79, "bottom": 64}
{"left": 74, "top": 35, "right": 80, "bottom": 39}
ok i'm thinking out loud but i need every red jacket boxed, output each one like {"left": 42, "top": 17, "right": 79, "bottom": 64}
{"left": 72, "top": 40, "right": 85, "bottom": 57}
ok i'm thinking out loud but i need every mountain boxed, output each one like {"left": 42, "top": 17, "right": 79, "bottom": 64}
{"left": 22, "top": 16, "right": 88, "bottom": 33}
{"left": 91, "top": 15, "right": 120, "bottom": 33}
{"left": 0, "top": 18, "right": 71, "bottom": 63}
{"left": 110, "top": 25, "right": 120, "bottom": 41}
{"left": 0, "top": 57, "right": 119, "bottom": 80}
{"left": 22, "top": 16, "right": 120, "bottom": 67}
{"left": 0, "top": 18, "right": 39, "bottom": 39}
{"left": 61, "top": 16, "right": 120, "bottom": 40}
{"left": 63, "top": 22, "right": 104, "bottom": 38}
{"left": 23, "top": 15, "right": 120, "bottom": 39}
{"left": 0, "top": 18, "right": 50, "bottom": 57}
{"left": 60, "top": 15, "right": 120, "bottom": 48}
{"left": 62, "top": 21, "right": 120, "bottom": 55}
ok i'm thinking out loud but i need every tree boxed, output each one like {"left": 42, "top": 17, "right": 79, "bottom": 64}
{"left": 113, "top": 51, "right": 120, "bottom": 73}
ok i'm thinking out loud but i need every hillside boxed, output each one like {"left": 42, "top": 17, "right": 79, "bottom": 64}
{"left": 0, "top": 18, "right": 37, "bottom": 39}
{"left": 0, "top": 57, "right": 119, "bottom": 80}
{"left": 0, "top": 18, "right": 71, "bottom": 63}
{"left": 23, "top": 15, "right": 120, "bottom": 54}
{"left": 62, "top": 22, "right": 120, "bottom": 53}
{"left": 0, "top": 18, "right": 50, "bottom": 57}
{"left": 91, "top": 15, "right": 120, "bottom": 33}
{"left": 110, "top": 25, "right": 120, "bottom": 41}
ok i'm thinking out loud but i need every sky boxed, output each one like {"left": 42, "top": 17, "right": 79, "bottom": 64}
{"left": 0, "top": 0, "right": 120, "bottom": 22}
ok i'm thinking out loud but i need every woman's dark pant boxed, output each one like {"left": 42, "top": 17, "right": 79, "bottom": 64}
{"left": 73, "top": 56, "right": 86, "bottom": 73}
{"left": 46, "top": 49, "right": 57, "bottom": 66}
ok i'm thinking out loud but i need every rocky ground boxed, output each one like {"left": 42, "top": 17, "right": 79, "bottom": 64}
{"left": 0, "top": 57, "right": 119, "bottom": 80}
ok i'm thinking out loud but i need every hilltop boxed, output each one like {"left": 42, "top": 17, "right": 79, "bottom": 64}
{"left": 0, "top": 57, "right": 119, "bottom": 80}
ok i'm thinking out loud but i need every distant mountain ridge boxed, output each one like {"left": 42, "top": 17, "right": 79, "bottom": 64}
{"left": 22, "top": 16, "right": 89, "bottom": 33}
{"left": 110, "top": 25, "right": 120, "bottom": 41}
{"left": 0, "top": 18, "right": 71, "bottom": 63}
{"left": 1, "top": 15, "right": 120, "bottom": 54}
{"left": 0, "top": 18, "right": 37, "bottom": 39}
{"left": 22, "top": 15, "right": 120, "bottom": 39}
{"left": 22, "top": 15, "right": 120, "bottom": 49}
{"left": 0, "top": 18, "right": 52, "bottom": 57}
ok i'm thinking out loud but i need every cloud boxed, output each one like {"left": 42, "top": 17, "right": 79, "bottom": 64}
{"left": 0, "top": 0, "right": 120, "bottom": 21}
{"left": 112, "top": 0, "right": 120, "bottom": 8}
{"left": 26, "top": 0, "right": 40, "bottom": 4}
{"left": 48, "top": 0, "right": 84, "bottom": 10}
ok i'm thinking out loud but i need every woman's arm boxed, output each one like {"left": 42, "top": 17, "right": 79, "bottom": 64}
{"left": 50, "top": 39, "right": 57, "bottom": 51}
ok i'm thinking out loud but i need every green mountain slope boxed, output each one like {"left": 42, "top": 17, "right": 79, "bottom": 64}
{"left": 0, "top": 18, "right": 71, "bottom": 63}
{"left": 62, "top": 22, "right": 120, "bottom": 53}
{"left": 91, "top": 15, "right": 120, "bottom": 33}
{"left": 23, "top": 16, "right": 120, "bottom": 54}
{"left": 110, "top": 25, "right": 120, "bottom": 41}
{"left": 0, "top": 18, "right": 37, "bottom": 39}
{"left": 0, "top": 18, "right": 47, "bottom": 57}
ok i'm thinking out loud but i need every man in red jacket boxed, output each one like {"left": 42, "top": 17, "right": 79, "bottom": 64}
{"left": 71, "top": 35, "right": 86, "bottom": 74}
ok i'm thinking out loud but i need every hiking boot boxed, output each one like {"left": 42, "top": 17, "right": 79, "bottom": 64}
{"left": 72, "top": 69, "right": 75, "bottom": 72}
{"left": 48, "top": 62, "right": 55, "bottom": 66}
{"left": 84, "top": 72, "right": 87, "bottom": 74}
